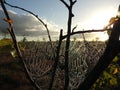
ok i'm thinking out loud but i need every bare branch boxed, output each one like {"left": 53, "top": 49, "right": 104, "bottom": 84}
{"left": 72, "top": 25, "right": 77, "bottom": 32}
{"left": 69, "top": 0, "right": 77, "bottom": 5}
{"left": 62, "top": 0, "right": 77, "bottom": 89}
{"left": 72, "top": 0, "right": 77, "bottom": 5}
{"left": 69, "top": 0, "right": 72, "bottom": 3}
{"left": 4, "top": 0, "right": 53, "bottom": 50}
{"left": 0, "top": 0, "right": 41, "bottom": 89}
{"left": 49, "top": 29, "right": 63, "bottom": 90}
{"left": 62, "top": 29, "right": 110, "bottom": 39}
{"left": 60, "top": 0, "right": 69, "bottom": 9}
{"left": 77, "top": 18, "right": 120, "bottom": 90}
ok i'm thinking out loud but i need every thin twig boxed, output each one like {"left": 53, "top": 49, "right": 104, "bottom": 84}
{"left": 60, "top": 0, "right": 69, "bottom": 8}
{"left": 4, "top": 0, "right": 53, "bottom": 50}
{"left": 48, "top": 29, "right": 63, "bottom": 90}
{"left": 60, "top": 0, "right": 77, "bottom": 89}
{"left": 0, "top": 0, "right": 41, "bottom": 89}
{"left": 72, "top": 25, "right": 77, "bottom": 32}
{"left": 62, "top": 29, "right": 110, "bottom": 39}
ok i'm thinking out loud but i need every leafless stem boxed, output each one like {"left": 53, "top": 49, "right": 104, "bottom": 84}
{"left": 62, "top": 28, "right": 110, "bottom": 39}
{"left": 72, "top": 25, "right": 77, "bottom": 32}
{"left": 49, "top": 29, "right": 63, "bottom": 90}
{"left": 60, "top": 0, "right": 69, "bottom": 8}
{"left": 0, "top": 0, "right": 41, "bottom": 89}
{"left": 77, "top": 18, "right": 120, "bottom": 90}
{"left": 4, "top": 0, "right": 53, "bottom": 50}
{"left": 60, "top": 0, "right": 77, "bottom": 89}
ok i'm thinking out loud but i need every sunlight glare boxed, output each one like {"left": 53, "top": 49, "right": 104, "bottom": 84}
{"left": 78, "top": 8, "right": 116, "bottom": 41}
{"left": 97, "top": 32, "right": 109, "bottom": 41}
{"left": 83, "top": 8, "right": 116, "bottom": 29}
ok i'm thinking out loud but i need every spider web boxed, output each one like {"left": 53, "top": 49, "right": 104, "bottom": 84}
{"left": 22, "top": 41, "right": 55, "bottom": 89}
{"left": 21, "top": 36, "right": 106, "bottom": 89}
{"left": 68, "top": 39, "right": 106, "bottom": 89}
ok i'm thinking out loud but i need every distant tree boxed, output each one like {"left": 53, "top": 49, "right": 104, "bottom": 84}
{"left": 22, "top": 36, "right": 27, "bottom": 42}
{"left": 1, "top": 29, "right": 9, "bottom": 39}
{"left": 42, "top": 37, "right": 46, "bottom": 41}
{"left": 95, "top": 37, "right": 99, "bottom": 41}
{"left": 73, "top": 37, "right": 76, "bottom": 41}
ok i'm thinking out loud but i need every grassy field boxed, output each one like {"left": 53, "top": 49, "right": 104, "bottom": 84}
{"left": 0, "top": 38, "right": 106, "bottom": 90}
{"left": 0, "top": 39, "right": 64, "bottom": 90}
{"left": 1, "top": 38, "right": 120, "bottom": 90}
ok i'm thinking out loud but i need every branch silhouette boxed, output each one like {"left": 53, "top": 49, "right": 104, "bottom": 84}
{"left": 60, "top": 0, "right": 77, "bottom": 90}
{"left": 77, "top": 18, "right": 120, "bottom": 90}
{"left": 62, "top": 28, "right": 110, "bottom": 39}
{"left": 60, "top": 0, "right": 69, "bottom": 8}
{"left": 0, "top": 0, "right": 41, "bottom": 89}
{"left": 4, "top": 0, "right": 53, "bottom": 50}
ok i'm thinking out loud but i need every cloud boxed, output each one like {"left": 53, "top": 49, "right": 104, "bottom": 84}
{"left": 0, "top": 9, "right": 108, "bottom": 41}
{"left": 0, "top": 9, "right": 60, "bottom": 37}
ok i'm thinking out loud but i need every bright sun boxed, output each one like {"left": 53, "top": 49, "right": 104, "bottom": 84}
{"left": 85, "top": 8, "right": 116, "bottom": 29}
{"left": 82, "top": 8, "right": 117, "bottom": 41}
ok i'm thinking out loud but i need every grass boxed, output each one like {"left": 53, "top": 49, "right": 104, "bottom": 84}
{"left": 0, "top": 38, "right": 12, "bottom": 47}
{"left": 1, "top": 38, "right": 120, "bottom": 90}
{"left": 0, "top": 38, "right": 13, "bottom": 51}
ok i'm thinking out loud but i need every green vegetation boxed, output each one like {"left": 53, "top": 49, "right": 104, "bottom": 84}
{"left": 0, "top": 38, "right": 13, "bottom": 51}
{"left": 90, "top": 26, "right": 120, "bottom": 90}
{"left": 91, "top": 56, "right": 120, "bottom": 90}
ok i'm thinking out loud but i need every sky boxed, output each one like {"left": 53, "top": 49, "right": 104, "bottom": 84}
{"left": 0, "top": 0, "right": 120, "bottom": 41}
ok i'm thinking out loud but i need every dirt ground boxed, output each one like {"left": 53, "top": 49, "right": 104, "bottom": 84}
{"left": 0, "top": 51, "right": 34, "bottom": 90}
